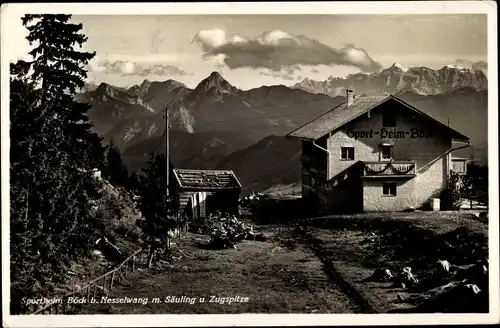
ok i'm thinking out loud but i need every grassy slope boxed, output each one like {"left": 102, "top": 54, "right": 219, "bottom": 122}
{"left": 37, "top": 181, "right": 143, "bottom": 309}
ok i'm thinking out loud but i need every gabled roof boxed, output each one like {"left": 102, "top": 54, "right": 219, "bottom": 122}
{"left": 173, "top": 169, "right": 242, "bottom": 191}
{"left": 287, "top": 95, "right": 470, "bottom": 142}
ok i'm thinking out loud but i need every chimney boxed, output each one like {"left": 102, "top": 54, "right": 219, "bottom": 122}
{"left": 346, "top": 89, "right": 354, "bottom": 107}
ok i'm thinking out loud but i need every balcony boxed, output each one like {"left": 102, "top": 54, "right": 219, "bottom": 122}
{"left": 362, "top": 161, "right": 416, "bottom": 178}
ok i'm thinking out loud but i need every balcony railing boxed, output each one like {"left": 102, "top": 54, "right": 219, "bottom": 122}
{"left": 362, "top": 161, "right": 416, "bottom": 178}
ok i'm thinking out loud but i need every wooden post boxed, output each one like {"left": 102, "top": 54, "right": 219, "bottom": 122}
{"left": 125, "top": 261, "right": 128, "bottom": 276}
{"left": 93, "top": 283, "right": 97, "bottom": 297}
{"left": 110, "top": 272, "right": 115, "bottom": 290}
{"left": 102, "top": 276, "right": 106, "bottom": 295}
{"left": 132, "top": 255, "right": 136, "bottom": 272}
{"left": 87, "top": 286, "right": 90, "bottom": 300}
{"left": 147, "top": 246, "right": 154, "bottom": 269}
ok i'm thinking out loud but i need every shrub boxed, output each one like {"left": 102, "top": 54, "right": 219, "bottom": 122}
{"left": 90, "top": 181, "right": 142, "bottom": 242}
{"left": 208, "top": 214, "right": 255, "bottom": 249}
{"left": 189, "top": 215, "right": 219, "bottom": 235}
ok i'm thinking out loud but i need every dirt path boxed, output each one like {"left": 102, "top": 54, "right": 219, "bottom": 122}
{"left": 292, "top": 226, "right": 377, "bottom": 313}
{"left": 75, "top": 226, "right": 361, "bottom": 314}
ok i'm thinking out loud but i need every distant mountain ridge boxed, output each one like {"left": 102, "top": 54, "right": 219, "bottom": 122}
{"left": 122, "top": 130, "right": 254, "bottom": 173}
{"left": 82, "top": 72, "right": 336, "bottom": 150}
{"left": 216, "top": 135, "right": 302, "bottom": 196}
{"left": 294, "top": 63, "right": 488, "bottom": 97}
{"left": 76, "top": 79, "right": 192, "bottom": 136}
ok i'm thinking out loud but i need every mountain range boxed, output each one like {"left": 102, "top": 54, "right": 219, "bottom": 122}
{"left": 78, "top": 63, "right": 489, "bottom": 195}
{"left": 293, "top": 63, "right": 488, "bottom": 97}
{"left": 77, "top": 72, "right": 336, "bottom": 150}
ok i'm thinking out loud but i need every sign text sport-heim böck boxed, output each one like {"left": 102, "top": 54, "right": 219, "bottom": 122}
{"left": 347, "top": 128, "right": 434, "bottom": 140}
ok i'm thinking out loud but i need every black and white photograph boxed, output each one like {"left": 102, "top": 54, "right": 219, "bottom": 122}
{"left": 1, "top": 1, "right": 498, "bottom": 327}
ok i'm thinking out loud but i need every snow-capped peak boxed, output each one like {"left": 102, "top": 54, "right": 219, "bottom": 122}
{"left": 391, "top": 62, "right": 408, "bottom": 72}
{"left": 445, "top": 64, "right": 466, "bottom": 70}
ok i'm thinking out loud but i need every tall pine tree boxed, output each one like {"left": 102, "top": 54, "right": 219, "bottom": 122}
{"left": 139, "top": 153, "right": 178, "bottom": 251}
{"left": 22, "top": 14, "right": 103, "bottom": 170}
{"left": 126, "top": 171, "right": 141, "bottom": 195}
{"left": 10, "top": 15, "right": 104, "bottom": 314}
{"left": 104, "top": 140, "right": 129, "bottom": 187}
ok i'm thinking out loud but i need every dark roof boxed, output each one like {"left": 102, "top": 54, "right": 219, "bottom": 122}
{"left": 287, "top": 95, "right": 469, "bottom": 142}
{"left": 173, "top": 169, "right": 242, "bottom": 190}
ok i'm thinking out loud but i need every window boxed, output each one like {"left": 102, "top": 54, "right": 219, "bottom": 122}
{"left": 341, "top": 147, "right": 355, "bottom": 160}
{"left": 380, "top": 145, "right": 392, "bottom": 160}
{"left": 383, "top": 183, "right": 397, "bottom": 196}
{"left": 383, "top": 113, "right": 397, "bottom": 127}
{"left": 452, "top": 160, "right": 466, "bottom": 174}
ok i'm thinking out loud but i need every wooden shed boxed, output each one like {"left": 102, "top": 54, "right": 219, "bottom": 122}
{"left": 172, "top": 169, "right": 242, "bottom": 220}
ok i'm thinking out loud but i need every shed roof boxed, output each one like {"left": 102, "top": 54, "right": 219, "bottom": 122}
{"left": 173, "top": 169, "right": 242, "bottom": 191}
{"left": 287, "top": 95, "right": 469, "bottom": 142}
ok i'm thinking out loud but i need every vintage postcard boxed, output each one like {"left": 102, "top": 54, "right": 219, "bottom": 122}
{"left": 1, "top": 1, "right": 498, "bottom": 327}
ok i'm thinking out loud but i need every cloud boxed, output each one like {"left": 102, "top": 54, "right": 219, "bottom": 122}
{"left": 88, "top": 59, "right": 190, "bottom": 77}
{"left": 258, "top": 65, "right": 301, "bottom": 81}
{"left": 192, "top": 28, "right": 383, "bottom": 73}
{"left": 259, "top": 70, "right": 295, "bottom": 81}
{"left": 471, "top": 60, "right": 487, "bottom": 71}
{"left": 455, "top": 58, "right": 488, "bottom": 71}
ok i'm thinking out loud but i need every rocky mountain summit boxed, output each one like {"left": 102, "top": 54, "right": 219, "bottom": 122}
{"left": 294, "top": 63, "right": 488, "bottom": 97}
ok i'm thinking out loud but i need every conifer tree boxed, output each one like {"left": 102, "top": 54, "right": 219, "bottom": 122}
{"left": 126, "top": 171, "right": 141, "bottom": 194}
{"left": 22, "top": 14, "right": 102, "bottom": 169}
{"left": 10, "top": 15, "right": 103, "bottom": 314}
{"left": 139, "top": 153, "right": 178, "bottom": 252}
{"left": 104, "top": 140, "right": 129, "bottom": 187}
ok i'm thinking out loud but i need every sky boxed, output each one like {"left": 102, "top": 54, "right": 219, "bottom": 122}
{"left": 6, "top": 14, "right": 488, "bottom": 90}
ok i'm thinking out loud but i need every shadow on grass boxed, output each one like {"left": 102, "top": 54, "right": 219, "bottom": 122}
{"left": 251, "top": 198, "right": 309, "bottom": 224}
{"left": 304, "top": 216, "right": 487, "bottom": 270}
